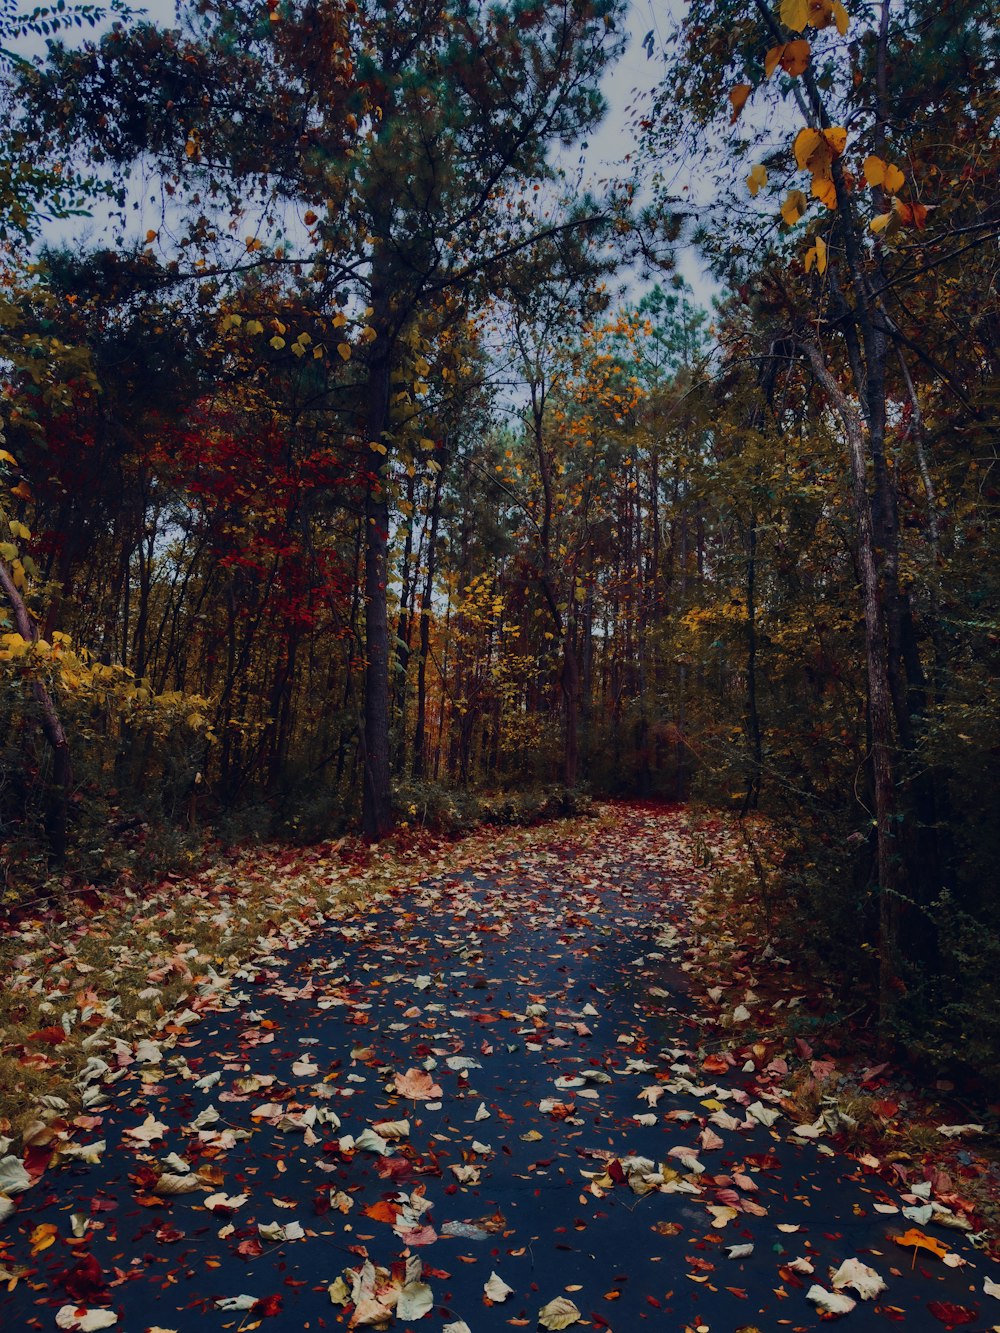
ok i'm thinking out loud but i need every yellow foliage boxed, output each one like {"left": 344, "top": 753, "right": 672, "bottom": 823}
{"left": 805, "top": 235, "right": 828, "bottom": 273}
{"left": 746, "top": 164, "right": 768, "bottom": 196}
{"left": 781, "top": 189, "right": 808, "bottom": 226}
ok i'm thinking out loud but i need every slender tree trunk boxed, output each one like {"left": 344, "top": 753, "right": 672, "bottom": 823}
{"left": 741, "top": 511, "right": 763, "bottom": 814}
{"left": 804, "top": 344, "right": 900, "bottom": 1033}
{"left": 362, "top": 313, "right": 394, "bottom": 839}
{"left": 562, "top": 631, "right": 580, "bottom": 790}
{"left": 413, "top": 466, "right": 443, "bottom": 779}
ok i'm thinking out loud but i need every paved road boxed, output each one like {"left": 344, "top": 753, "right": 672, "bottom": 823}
{"left": 0, "top": 811, "right": 993, "bottom": 1331}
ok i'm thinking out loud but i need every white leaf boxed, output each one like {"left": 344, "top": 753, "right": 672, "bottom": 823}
{"left": 732, "top": 1005, "right": 751, "bottom": 1022}
{"left": 372, "top": 1119, "right": 410, "bottom": 1141}
{"left": 726, "top": 1243, "right": 754, "bottom": 1258}
{"left": 396, "top": 1280, "right": 433, "bottom": 1320}
{"left": 484, "top": 1271, "right": 514, "bottom": 1302}
{"left": 747, "top": 1101, "right": 780, "bottom": 1127}
{"left": 450, "top": 1164, "right": 480, "bottom": 1184}
{"left": 205, "top": 1192, "right": 248, "bottom": 1211}
{"left": 0, "top": 1156, "right": 32, "bottom": 1195}
{"left": 474, "top": 1102, "right": 490, "bottom": 1121}
{"left": 55, "top": 1309, "right": 118, "bottom": 1331}
{"left": 830, "top": 1257, "right": 886, "bottom": 1300}
{"left": 153, "top": 1172, "right": 201, "bottom": 1195}
{"left": 125, "top": 1113, "right": 169, "bottom": 1143}
{"left": 793, "top": 1118, "right": 825, "bottom": 1139}
{"left": 984, "top": 1276, "right": 1000, "bottom": 1299}
{"left": 806, "top": 1285, "right": 857, "bottom": 1315}
{"left": 215, "top": 1295, "right": 258, "bottom": 1311}
{"left": 937, "top": 1123, "right": 984, "bottom": 1138}
{"left": 443, "top": 1322, "right": 472, "bottom": 1333}
{"left": 538, "top": 1295, "right": 582, "bottom": 1328}
{"left": 354, "top": 1128, "right": 390, "bottom": 1155}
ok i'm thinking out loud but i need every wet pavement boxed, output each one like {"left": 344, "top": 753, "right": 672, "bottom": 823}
{"left": 0, "top": 812, "right": 994, "bottom": 1331}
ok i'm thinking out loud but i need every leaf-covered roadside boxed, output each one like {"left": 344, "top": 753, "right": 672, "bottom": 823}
{"left": 681, "top": 816, "right": 1000, "bottom": 1259}
{"left": 0, "top": 811, "right": 607, "bottom": 1163}
{"left": 3, "top": 801, "right": 999, "bottom": 1332}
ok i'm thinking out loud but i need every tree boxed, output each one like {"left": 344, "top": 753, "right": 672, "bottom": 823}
{"left": 31, "top": 0, "right": 629, "bottom": 836}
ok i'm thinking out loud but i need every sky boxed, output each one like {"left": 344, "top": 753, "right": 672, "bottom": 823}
{"left": 16, "top": 0, "right": 719, "bottom": 312}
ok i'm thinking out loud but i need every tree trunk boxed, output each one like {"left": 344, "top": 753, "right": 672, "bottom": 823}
{"left": 413, "top": 466, "right": 443, "bottom": 779}
{"left": 361, "top": 287, "right": 394, "bottom": 840}
{"left": 741, "top": 511, "right": 763, "bottom": 815}
{"left": 803, "top": 344, "right": 900, "bottom": 1035}
{"left": 562, "top": 631, "right": 580, "bottom": 790}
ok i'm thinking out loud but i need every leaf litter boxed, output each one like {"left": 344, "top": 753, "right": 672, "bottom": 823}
{"left": 0, "top": 803, "right": 996, "bottom": 1330}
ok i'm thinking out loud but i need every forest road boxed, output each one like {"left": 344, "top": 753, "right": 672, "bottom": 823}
{"left": 0, "top": 807, "right": 993, "bottom": 1332}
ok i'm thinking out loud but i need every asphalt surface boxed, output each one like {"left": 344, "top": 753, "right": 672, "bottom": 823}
{"left": 0, "top": 818, "right": 993, "bottom": 1331}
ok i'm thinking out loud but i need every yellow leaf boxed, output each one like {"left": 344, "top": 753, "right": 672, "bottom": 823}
{"left": 729, "top": 84, "right": 752, "bottom": 122}
{"left": 415, "top": 356, "right": 430, "bottom": 376}
{"left": 295, "top": 331, "right": 312, "bottom": 345}
{"left": 870, "top": 211, "right": 891, "bottom": 233}
{"left": 0, "top": 449, "right": 17, "bottom": 465}
{"left": 29, "top": 1223, "right": 58, "bottom": 1256}
{"left": 337, "top": 342, "right": 352, "bottom": 361}
{"left": 746, "top": 163, "right": 768, "bottom": 196}
{"left": 780, "top": 0, "right": 810, "bottom": 30}
{"left": 291, "top": 343, "right": 305, "bottom": 357}
{"left": 884, "top": 163, "right": 905, "bottom": 193}
{"left": 768, "top": 39, "right": 810, "bottom": 76}
{"left": 269, "top": 335, "right": 286, "bottom": 350}
{"left": 145, "top": 229, "right": 158, "bottom": 243}
{"left": 781, "top": 189, "right": 808, "bottom": 225}
{"left": 794, "top": 127, "right": 823, "bottom": 170}
{"left": 831, "top": 0, "right": 850, "bottom": 33}
{"left": 369, "top": 440, "right": 387, "bottom": 455}
{"left": 823, "top": 126, "right": 847, "bottom": 156}
{"left": 245, "top": 319, "right": 264, "bottom": 335}
{"left": 811, "top": 174, "right": 838, "bottom": 208}
{"left": 863, "top": 154, "right": 886, "bottom": 186}
{"left": 893, "top": 1228, "right": 949, "bottom": 1259}
{"left": 0, "top": 542, "right": 16, "bottom": 560}
{"left": 332, "top": 311, "right": 348, "bottom": 328}
{"left": 805, "top": 235, "right": 828, "bottom": 273}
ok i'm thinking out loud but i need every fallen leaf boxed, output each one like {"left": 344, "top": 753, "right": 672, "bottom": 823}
{"left": 484, "top": 1271, "right": 514, "bottom": 1302}
{"left": 538, "top": 1295, "right": 582, "bottom": 1329}
{"left": 394, "top": 1069, "right": 443, "bottom": 1100}
{"left": 806, "top": 1285, "right": 857, "bottom": 1316}
{"left": 55, "top": 1309, "right": 118, "bottom": 1332}
{"left": 830, "top": 1257, "right": 886, "bottom": 1300}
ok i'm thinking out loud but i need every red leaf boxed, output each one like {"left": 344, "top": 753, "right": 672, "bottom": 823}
{"left": 927, "top": 1303, "right": 977, "bottom": 1326}
{"left": 57, "top": 1253, "right": 109, "bottom": 1304}
{"left": 251, "top": 1294, "right": 284, "bottom": 1317}
{"left": 27, "top": 1025, "right": 67, "bottom": 1045}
